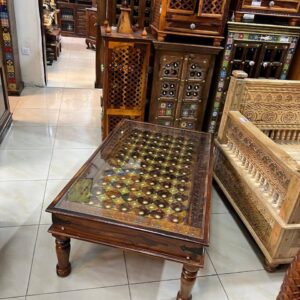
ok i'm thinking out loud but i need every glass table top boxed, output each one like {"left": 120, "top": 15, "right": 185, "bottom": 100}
{"left": 49, "top": 120, "right": 212, "bottom": 240}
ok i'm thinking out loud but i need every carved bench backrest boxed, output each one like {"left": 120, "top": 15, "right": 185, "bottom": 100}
{"left": 218, "top": 71, "right": 300, "bottom": 143}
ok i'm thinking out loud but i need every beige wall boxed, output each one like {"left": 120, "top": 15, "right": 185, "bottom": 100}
{"left": 13, "top": 0, "right": 45, "bottom": 87}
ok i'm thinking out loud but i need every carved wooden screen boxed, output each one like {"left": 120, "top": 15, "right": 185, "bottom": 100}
{"left": 167, "top": 0, "right": 197, "bottom": 14}
{"left": 103, "top": 39, "right": 151, "bottom": 139}
{"left": 198, "top": 0, "right": 226, "bottom": 17}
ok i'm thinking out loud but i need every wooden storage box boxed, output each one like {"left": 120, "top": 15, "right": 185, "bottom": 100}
{"left": 214, "top": 70, "right": 300, "bottom": 269}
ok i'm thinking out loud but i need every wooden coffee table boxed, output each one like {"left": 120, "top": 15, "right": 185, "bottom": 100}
{"left": 47, "top": 120, "right": 213, "bottom": 300}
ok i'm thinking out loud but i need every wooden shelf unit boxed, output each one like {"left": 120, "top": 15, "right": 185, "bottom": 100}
{"left": 56, "top": 0, "right": 93, "bottom": 37}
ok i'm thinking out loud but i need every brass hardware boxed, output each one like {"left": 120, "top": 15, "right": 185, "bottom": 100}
{"left": 190, "top": 23, "right": 196, "bottom": 30}
{"left": 269, "top": 0, "right": 275, "bottom": 7}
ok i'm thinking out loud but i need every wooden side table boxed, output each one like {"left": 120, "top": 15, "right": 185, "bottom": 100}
{"left": 47, "top": 120, "right": 213, "bottom": 300}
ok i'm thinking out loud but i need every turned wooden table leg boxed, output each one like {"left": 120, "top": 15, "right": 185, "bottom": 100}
{"left": 54, "top": 235, "right": 71, "bottom": 277}
{"left": 177, "top": 264, "right": 199, "bottom": 300}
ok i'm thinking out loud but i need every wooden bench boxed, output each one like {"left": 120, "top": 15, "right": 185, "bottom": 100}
{"left": 214, "top": 70, "right": 300, "bottom": 270}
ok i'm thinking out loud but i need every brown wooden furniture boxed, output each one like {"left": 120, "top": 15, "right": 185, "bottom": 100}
{"left": 151, "top": 0, "right": 231, "bottom": 46}
{"left": 0, "top": 0, "right": 23, "bottom": 96}
{"left": 101, "top": 26, "right": 152, "bottom": 139}
{"left": 206, "top": 21, "right": 300, "bottom": 134}
{"left": 232, "top": 0, "right": 300, "bottom": 25}
{"left": 0, "top": 27, "right": 12, "bottom": 144}
{"left": 214, "top": 70, "right": 300, "bottom": 270}
{"left": 86, "top": 7, "right": 97, "bottom": 49}
{"left": 149, "top": 41, "right": 222, "bottom": 131}
{"left": 56, "top": 0, "right": 93, "bottom": 37}
{"left": 107, "top": 0, "right": 153, "bottom": 28}
{"left": 46, "top": 28, "right": 62, "bottom": 63}
{"left": 277, "top": 251, "right": 300, "bottom": 300}
{"left": 288, "top": 42, "right": 300, "bottom": 80}
{"left": 46, "top": 120, "right": 213, "bottom": 300}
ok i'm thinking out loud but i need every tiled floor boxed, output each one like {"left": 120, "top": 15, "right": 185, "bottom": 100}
{"left": 0, "top": 87, "right": 287, "bottom": 300}
{"left": 46, "top": 37, "right": 95, "bottom": 89}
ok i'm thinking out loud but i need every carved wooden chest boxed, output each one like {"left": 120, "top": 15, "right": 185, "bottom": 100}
{"left": 149, "top": 41, "right": 222, "bottom": 131}
{"left": 151, "top": 0, "right": 231, "bottom": 45}
{"left": 101, "top": 27, "right": 152, "bottom": 139}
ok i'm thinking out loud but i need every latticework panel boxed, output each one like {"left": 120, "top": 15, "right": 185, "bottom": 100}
{"left": 201, "top": 0, "right": 224, "bottom": 15}
{"left": 108, "top": 45, "right": 147, "bottom": 110}
{"left": 168, "top": 0, "right": 196, "bottom": 11}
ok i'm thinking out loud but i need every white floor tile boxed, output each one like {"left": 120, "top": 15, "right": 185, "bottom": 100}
{"left": 13, "top": 108, "right": 59, "bottom": 127}
{"left": 17, "top": 94, "right": 61, "bottom": 110}
{"left": 0, "top": 181, "right": 46, "bottom": 226}
{"left": 130, "top": 275, "right": 228, "bottom": 300}
{"left": 27, "top": 285, "right": 130, "bottom": 300}
{"left": 220, "top": 270, "right": 285, "bottom": 300}
{"left": 40, "top": 180, "right": 69, "bottom": 225}
{"left": 208, "top": 213, "right": 263, "bottom": 274}
{"left": 211, "top": 187, "right": 229, "bottom": 214}
{"left": 0, "top": 226, "right": 37, "bottom": 298}
{"left": 57, "top": 110, "right": 101, "bottom": 127}
{"left": 48, "top": 148, "right": 96, "bottom": 180}
{"left": 27, "top": 225, "right": 128, "bottom": 294}
{"left": 0, "top": 126, "right": 56, "bottom": 149}
{"left": 54, "top": 127, "right": 101, "bottom": 149}
{"left": 125, "top": 251, "right": 216, "bottom": 284}
{"left": 0, "top": 149, "right": 52, "bottom": 181}
{"left": 9, "top": 97, "right": 19, "bottom": 112}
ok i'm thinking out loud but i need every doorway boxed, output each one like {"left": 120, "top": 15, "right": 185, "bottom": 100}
{"left": 41, "top": 0, "right": 98, "bottom": 89}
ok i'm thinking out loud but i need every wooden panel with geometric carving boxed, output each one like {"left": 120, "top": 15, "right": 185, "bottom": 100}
{"left": 215, "top": 71, "right": 300, "bottom": 269}
{"left": 101, "top": 27, "right": 152, "bottom": 139}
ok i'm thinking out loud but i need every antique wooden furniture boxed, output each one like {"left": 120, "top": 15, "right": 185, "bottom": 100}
{"left": 47, "top": 120, "right": 213, "bottom": 300}
{"left": 86, "top": 7, "right": 97, "bottom": 49}
{"left": 0, "top": 27, "right": 12, "bottom": 144}
{"left": 151, "top": 0, "right": 231, "bottom": 46}
{"left": 0, "top": 0, "right": 23, "bottom": 95}
{"left": 206, "top": 22, "right": 300, "bottom": 134}
{"left": 277, "top": 251, "right": 300, "bottom": 300}
{"left": 232, "top": 0, "right": 300, "bottom": 25}
{"left": 101, "top": 26, "right": 152, "bottom": 139}
{"left": 107, "top": 0, "right": 152, "bottom": 28}
{"left": 288, "top": 43, "right": 300, "bottom": 80}
{"left": 149, "top": 41, "right": 222, "bottom": 131}
{"left": 46, "top": 28, "right": 62, "bottom": 63}
{"left": 214, "top": 70, "right": 300, "bottom": 269}
{"left": 56, "top": 0, "right": 93, "bottom": 37}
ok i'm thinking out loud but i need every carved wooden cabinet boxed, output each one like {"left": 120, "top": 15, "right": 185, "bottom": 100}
{"left": 57, "top": 0, "right": 93, "bottom": 37}
{"left": 101, "top": 27, "right": 152, "bottom": 139}
{"left": 151, "top": 0, "right": 231, "bottom": 45}
{"left": 233, "top": 0, "right": 300, "bottom": 25}
{"left": 206, "top": 22, "right": 300, "bottom": 134}
{"left": 86, "top": 7, "right": 97, "bottom": 49}
{"left": 107, "top": 0, "right": 152, "bottom": 28}
{"left": 149, "top": 41, "right": 222, "bottom": 131}
{"left": 0, "top": 29, "right": 12, "bottom": 143}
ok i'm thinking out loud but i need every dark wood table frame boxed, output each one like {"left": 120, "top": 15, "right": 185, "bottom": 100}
{"left": 47, "top": 120, "right": 213, "bottom": 300}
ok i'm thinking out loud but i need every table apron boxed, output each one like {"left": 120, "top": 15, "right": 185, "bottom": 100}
{"left": 49, "top": 214, "right": 206, "bottom": 267}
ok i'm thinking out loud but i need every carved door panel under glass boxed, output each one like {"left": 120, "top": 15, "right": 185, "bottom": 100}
{"left": 256, "top": 44, "right": 289, "bottom": 79}
{"left": 230, "top": 42, "right": 262, "bottom": 77}
{"left": 167, "top": 0, "right": 197, "bottom": 14}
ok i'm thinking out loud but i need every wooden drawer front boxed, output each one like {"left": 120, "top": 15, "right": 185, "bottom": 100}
{"left": 165, "top": 19, "right": 221, "bottom": 35}
{"left": 167, "top": 0, "right": 197, "bottom": 14}
{"left": 242, "top": 0, "right": 299, "bottom": 12}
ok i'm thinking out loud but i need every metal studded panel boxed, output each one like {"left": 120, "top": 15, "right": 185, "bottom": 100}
{"left": 201, "top": 0, "right": 224, "bottom": 15}
{"left": 108, "top": 45, "right": 147, "bottom": 109}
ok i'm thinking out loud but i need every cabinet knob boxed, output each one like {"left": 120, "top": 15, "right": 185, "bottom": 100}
{"left": 262, "top": 62, "right": 269, "bottom": 68}
{"left": 249, "top": 61, "right": 255, "bottom": 66}
{"left": 269, "top": 1, "right": 275, "bottom": 7}
{"left": 190, "top": 23, "right": 196, "bottom": 30}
